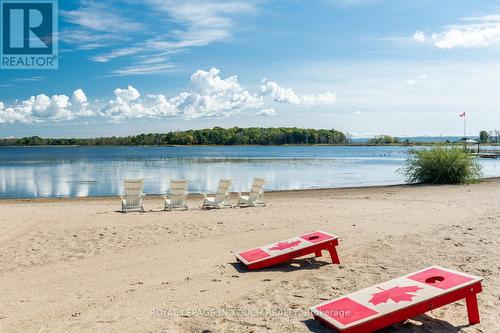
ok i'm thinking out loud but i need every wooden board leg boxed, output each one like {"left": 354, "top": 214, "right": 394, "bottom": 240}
{"left": 328, "top": 245, "right": 340, "bottom": 264}
{"left": 315, "top": 250, "right": 322, "bottom": 257}
{"left": 466, "top": 293, "right": 480, "bottom": 324}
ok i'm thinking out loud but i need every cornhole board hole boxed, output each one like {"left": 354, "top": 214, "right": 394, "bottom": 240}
{"left": 309, "top": 266, "right": 483, "bottom": 333}
{"left": 235, "top": 231, "right": 340, "bottom": 270}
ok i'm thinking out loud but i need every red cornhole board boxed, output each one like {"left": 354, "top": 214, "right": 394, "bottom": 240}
{"left": 309, "top": 266, "right": 483, "bottom": 333}
{"left": 235, "top": 231, "right": 340, "bottom": 270}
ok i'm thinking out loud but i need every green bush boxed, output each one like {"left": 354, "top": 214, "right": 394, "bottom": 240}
{"left": 401, "top": 146, "right": 482, "bottom": 184}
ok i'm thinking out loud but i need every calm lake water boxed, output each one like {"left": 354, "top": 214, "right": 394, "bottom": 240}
{"left": 0, "top": 146, "right": 499, "bottom": 198}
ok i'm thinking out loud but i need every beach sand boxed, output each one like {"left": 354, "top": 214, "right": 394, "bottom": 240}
{"left": 0, "top": 180, "right": 499, "bottom": 333}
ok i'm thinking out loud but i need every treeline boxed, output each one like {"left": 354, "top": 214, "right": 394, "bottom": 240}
{"left": 0, "top": 127, "right": 347, "bottom": 146}
{"left": 368, "top": 135, "right": 399, "bottom": 144}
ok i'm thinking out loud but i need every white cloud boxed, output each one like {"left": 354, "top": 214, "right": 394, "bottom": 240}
{"left": 115, "top": 86, "right": 141, "bottom": 102}
{"left": 100, "top": 86, "right": 147, "bottom": 122}
{"left": 260, "top": 80, "right": 336, "bottom": 105}
{"left": 99, "top": 68, "right": 261, "bottom": 121}
{"left": 413, "top": 30, "right": 426, "bottom": 42}
{"left": 144, "top": 1, "right": 254, "bottom": 49}
{"left": 301, "top": 91, "right": 337, "bottom": 105}
{"left": 260, "top": 81, "right": 301, "bottom": 104}
{"left": 72, "top": 89, "right": 87, "bottom": 105}
{"left": 111, "top": 63, "right": 178, "bottom": 77}
{"left": 14, "top": 76, "right": 44, "bottom": 82}
{"left": 461, "top": 14, "right": 500, "bottom": 23}
{"left": 147, "top": 95, "right": 178, "bottom": 117}
{"left": 1, "top": 68, "right": 337, "bottom": 123}
{"left": 434, "top": 25, "right": 500, "bottom": 48}
{"left": 91, "top": 47, "right": 144, "bottom": 63}
{"left": 58, "top": 30, "right": 119, "bottom": 50}
{"left": 0, "top": 89, "right": 92, "bottom": 123}
{"left": 0, "top": 101, "right": 29, "bottom": 123}
{"left": 101, "top": 89, "right": 177, "bottom": 123}
{"left": 61, "top": 2, "right": 143, "bottom": 33}
{"left": 422, "top": 15, "right": 500, "bottom": 49}
{"left": 257, "top": 107, "right": 276, "bottom": 116}
{"left": 169, "top": 68, "right": 261, "bottom": 118}
{"left": 72, "top": 89, "right": 92, "bottom": 116}
{"left": 406, "top": 73, "right": 428, "bottom": 85}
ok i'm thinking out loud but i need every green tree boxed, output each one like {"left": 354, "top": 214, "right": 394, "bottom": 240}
{"left": 479, "top": 130, "right": 489, "bottom": 143}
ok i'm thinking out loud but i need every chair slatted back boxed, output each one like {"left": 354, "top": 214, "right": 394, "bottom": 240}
{"left": 169, "top": 179, "right": 188, "bottom": 206}
{"left": 170, "top": 179, "right": 188, "bottom": 196}
{"left": 215, "top": 178, "right": 233, "bottom": 201}
{"left": 124, "top": 179, "right": 144, "bottom": 206}
{"left": 250, "top": 177, "right": 267, "bottom": 200}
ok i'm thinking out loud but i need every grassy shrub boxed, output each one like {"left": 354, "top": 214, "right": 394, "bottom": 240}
{"left": 401, "top": 146, "right": 482, "bottom": 184}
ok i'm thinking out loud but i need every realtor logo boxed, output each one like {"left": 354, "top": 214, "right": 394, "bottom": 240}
{"left": 1, "top": 0, "right": 58, "bottom": 69}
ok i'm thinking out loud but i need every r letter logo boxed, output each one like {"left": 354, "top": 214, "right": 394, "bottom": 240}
{"left": 1, "top": 0, "right": 58, "bottom": 69}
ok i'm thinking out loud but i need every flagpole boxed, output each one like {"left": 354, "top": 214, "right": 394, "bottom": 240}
{"left": 464, "top": 115, "right": 466, "bottom": 150}
{"left": 459, "top": 112, "right": 467, "bottom": 150}
{"left": 464, "top": 113, "right": 466, "bottom": 139}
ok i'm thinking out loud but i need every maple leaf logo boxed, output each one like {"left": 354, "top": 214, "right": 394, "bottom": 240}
{"left": 268, "top": 240, "right": 301, "bottom": 251}
{"left": 369, "top": 285, "right": 422, "bottom": 306}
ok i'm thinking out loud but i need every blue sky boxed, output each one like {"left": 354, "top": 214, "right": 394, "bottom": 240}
{"left": 1, "top": 0, "right": 500, "bottom": 138}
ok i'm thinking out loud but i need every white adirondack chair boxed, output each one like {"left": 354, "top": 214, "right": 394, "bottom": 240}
{"left": 121, "top": 179, "right": 145, "bottom": 213}
{"left": 202, "top": 178, "right": 234, "bottom": 209}
{"left": 164, "top": 179, "right": 189, "bottom": 211}
{"left": 238, "top": 177, "right": 267, "bottom": 207}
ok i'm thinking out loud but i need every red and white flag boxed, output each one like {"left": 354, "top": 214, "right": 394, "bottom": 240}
{"left": 459, "top": 112, "right": 466, "bottom": 118}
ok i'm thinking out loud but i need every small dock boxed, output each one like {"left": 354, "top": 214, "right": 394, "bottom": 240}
{"left": 471, "top": 152, "right": 500, "bottom": 159}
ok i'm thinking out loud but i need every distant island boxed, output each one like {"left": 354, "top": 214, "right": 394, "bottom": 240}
{"left": 0, "top": 127, "right": 347, "bottom": 146}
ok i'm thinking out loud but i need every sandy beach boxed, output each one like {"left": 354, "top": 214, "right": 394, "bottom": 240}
{"left": 0, "top": 180, "right": 499, "bottom": 333}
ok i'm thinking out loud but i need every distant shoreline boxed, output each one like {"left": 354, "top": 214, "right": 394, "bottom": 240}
{"left": 1, "top": 143, "right": 499, "bottom": 148}
{"left": 2, "top": 127, "right": 499, "bottom": 147}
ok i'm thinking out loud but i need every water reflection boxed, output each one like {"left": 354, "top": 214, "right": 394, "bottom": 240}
{"left": 0, "top": 146, "right": 499, "bottom": 198}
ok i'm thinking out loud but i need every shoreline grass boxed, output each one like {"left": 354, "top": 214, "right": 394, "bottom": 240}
{"left": 401, "top": 146, "right": 483, "bottom": 184}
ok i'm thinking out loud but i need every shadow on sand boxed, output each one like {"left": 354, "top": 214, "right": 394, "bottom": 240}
{"left": 303, "top": 314, "right": 473, "bottom": 333}
{"left": 230, "top": 257, "right": 331, "bottom": 273}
